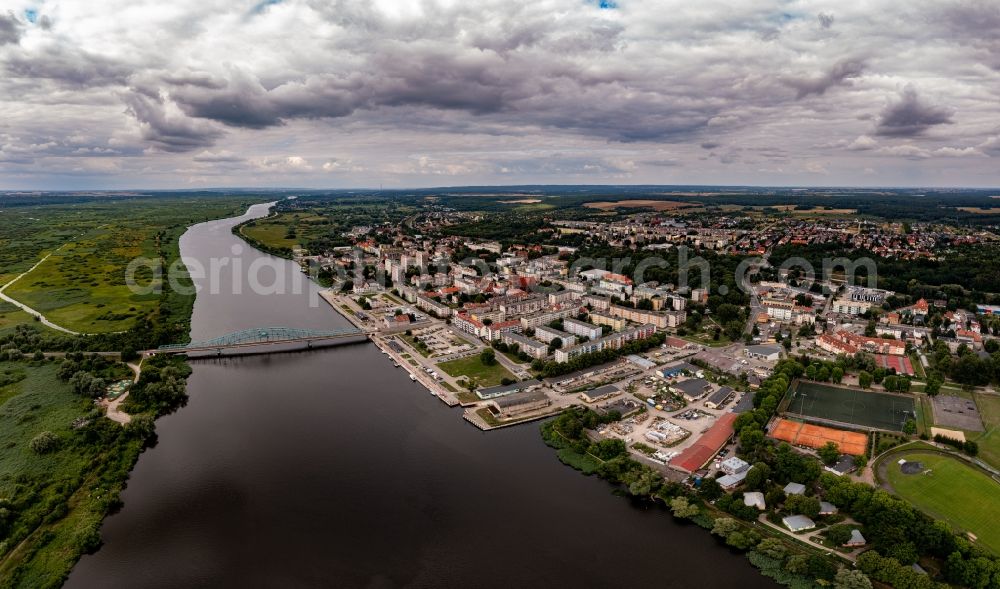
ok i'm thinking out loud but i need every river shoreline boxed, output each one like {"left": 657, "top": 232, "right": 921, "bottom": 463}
{"left": 66, "top": 202, "right": 779, "bottom": 589}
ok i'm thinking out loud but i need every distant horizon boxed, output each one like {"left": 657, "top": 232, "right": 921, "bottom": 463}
{"left": 3, "top": 183, "right": 1000, "bottom": 194}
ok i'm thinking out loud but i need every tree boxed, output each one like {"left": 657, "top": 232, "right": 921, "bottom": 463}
{"left": 924, "top": 373, "right": 943, "bottom": 396}
{"left": 785, "top": 554, "right": 809, "bottom": 575}
{"left": 70, "top": 371, "right": 106, "bottom": 398}
{"left": 744, "top": 462, "right": 770, "bottom": 490}
{"left": 818, "top": 441, "right": 841, "bottom": 465}
{"left": 590, "top": 438, "right": 627, "bottom": 460}
{"left": 479, "top": 349, "right": 497, "bottom": 366}
{"left": 755, "top": 537, "right": 787, "bottom": 560}
{"left": 711, "top": 517, "right": 739, "bottom": 538}
{"left": 858, "top": 370, "right": 873, "bottom": 389}
{"left": 739, "top": 426, "right": 765, "bottom": 454}
{"left": 699, "top": 477, "right": 723, "bottom": 501}
{"left": 833, "top": 568, "right": 872, "bottom": 589}
{"left": 825, "top": 524, "right": 854, "bottom": 546}
{"left": 125, "top": 414, "right": 156, "bottom": 441}
{"left": 670, "top": 496, "right": 699, "bottom": 519}
{"left": 831, "top": 366, "right": 844, "bottom": 383}
{"left": 726, "top": 530, "right": 757, "bottom": 550}
{"left": 29, "top": 431, "right": 61, "bottom": 454}
{"left": 785, "top": 494, "right": 821, "bottom": 519}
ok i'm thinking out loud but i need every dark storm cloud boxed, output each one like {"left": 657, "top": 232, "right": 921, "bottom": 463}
{"left": 875, "top": 86, "right": 953, "bottom": 137}
{"left": 4, "top": 45, "right": 130, "bottom": 86}
{"left": 4, "top": 0, "right": 1000, "bottom": 188}
{"left": 786, "top": 59, "right": 865, "bottom": 99}
{"left": 0, "top": 12, "right": 22, "bottom": 45}
{"left": 123, "top": 92, "right": 223, "bottom": 152}
{"left": 145, "top": 47, "right": 685, "bottom": 145}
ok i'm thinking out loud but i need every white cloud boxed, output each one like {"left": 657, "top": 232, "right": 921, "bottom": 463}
{"left": 0, "top": 0, "right": 998, "bottom": 188}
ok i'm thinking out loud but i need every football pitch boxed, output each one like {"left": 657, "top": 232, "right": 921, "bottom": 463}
{"left": 883, "top": 450, "right": 1000, "bottom": 555}
{"left": 785, "top": 380, "right": 916, "bottom": 432}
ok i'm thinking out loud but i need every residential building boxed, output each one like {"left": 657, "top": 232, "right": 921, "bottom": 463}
{"left": 501, "top": 332, "right": 549, "bottom": 359}
{"left": 534, "top": 325, "right": 577, "bottom": 348}
{"left": 563, "top": 317, "right": 603, "bottom": 341}
{"left": 553, "top": 323, "right": 655, "bottom": 363}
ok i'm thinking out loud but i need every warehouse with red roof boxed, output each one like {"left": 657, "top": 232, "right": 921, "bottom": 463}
{"left": 669, "top": 413, "right": 738, "bottom": 473}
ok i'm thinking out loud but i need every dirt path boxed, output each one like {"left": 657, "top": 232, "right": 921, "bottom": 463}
{"left": 102, "top": 361, "right": 142, "bottom": 425}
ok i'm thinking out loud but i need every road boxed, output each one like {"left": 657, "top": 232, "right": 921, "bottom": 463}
{"left": 742, "top": 269, "right": 763, "bottom": 337}
{"left": 0, "top": 250, "right": 80, "bottom": 335}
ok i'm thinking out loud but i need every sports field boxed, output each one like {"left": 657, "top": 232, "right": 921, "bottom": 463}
{"left": 785, "top": 380, "right": 915, "bottom": 432}
{"left": 883, "top": 450, "right": 1000, "bottom": 555}
{"left": 770, "top": 418, "right": 868, "bottom": 455}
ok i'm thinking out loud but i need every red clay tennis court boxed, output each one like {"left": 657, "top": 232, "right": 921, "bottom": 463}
{"left": 876, "top": 354, "right": 915, "bottom": 376}
{"left": 770, "top": 418, "right": 868, "bottom": 455}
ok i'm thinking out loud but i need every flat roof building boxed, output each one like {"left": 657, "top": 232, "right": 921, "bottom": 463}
{"left": 490, "top": 390, "right": 551, "bottom": 418}
{"left": 717, "top": 470, "right": 747, "bottom": 490}
{"left": 782, "top": 515, "right": 816, "bottom": 532}
{"left": 783, "top": 482, "right": 806, "bottom": 495}
{"left": 562, "top": 317, "right": 603, "bottom": 341}
{"left": 744, "top": 491, "right": 766, "bottom": 510}
{"left": 476, "top": 379, "right": 542, "bottom": 400}
{"left": 745, "top": 344, "right": 782, "bottom": 362}
{"left": 705, "top": 386, "right": 735, "bottom": 409}
{"left": 579, "top": 384, "right": 620, "bottom": 404}
{"left": 720, "top": 456, "right": 750, "bottom": 475}
{"left": 672, "top": 378, "right": 712, "bottom": 401}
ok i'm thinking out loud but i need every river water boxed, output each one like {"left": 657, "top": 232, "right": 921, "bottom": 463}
{"left": 66, "top": 204, "right": 775, "bottom": 588}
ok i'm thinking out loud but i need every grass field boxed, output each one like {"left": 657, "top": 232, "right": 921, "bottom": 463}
{"left": 1, "top": 196, "right": 264, "bottom": 335}
{"left": 968, "top": 393, "right": 1000, "bottom": 469}
{"left": 786, "top": 380, "right": 915, "bottom": 431}
{"left": 0, "top": 360, "right": 144, "bottom": 588}
{"left": 437, "top": 355, "right": 515, "bottom": 388}
{"left": 239, "top": 212, "right": 331, "bottom": 252}
{"left": 883, "top": 450, "right": 1000, "bottom": 555}
{"left": 0, "top": 302, "right": 49, "bottom": 337}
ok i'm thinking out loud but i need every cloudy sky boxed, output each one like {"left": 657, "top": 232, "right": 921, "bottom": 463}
{"left": 2, "top": 0, "right": 999, "bottom": 189}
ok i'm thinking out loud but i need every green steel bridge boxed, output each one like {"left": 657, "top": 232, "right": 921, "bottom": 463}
{"left": 151, "top": 326, "right": 366, "bottom": 355}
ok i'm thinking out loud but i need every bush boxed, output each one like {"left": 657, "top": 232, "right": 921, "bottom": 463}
{"left": 29, "top": 431, "right": 62, "bottom": 454}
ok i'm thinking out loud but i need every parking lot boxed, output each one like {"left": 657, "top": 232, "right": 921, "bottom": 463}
{"left": 594, "top": 367, "right": 750, "bottom": 472}
{"left": 408, "top": 325, "right": 476, "bottom": 358}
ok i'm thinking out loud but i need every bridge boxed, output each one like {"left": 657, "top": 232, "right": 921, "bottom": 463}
{"left": 150, "top": 326, "right": 367, "bottom": 355}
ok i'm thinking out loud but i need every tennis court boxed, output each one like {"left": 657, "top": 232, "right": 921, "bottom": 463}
{"left": 785, "top": 380, "right": 915, "bottom": 432}
{"left": 771, "top": 418, "right": 868, "bottom": 455}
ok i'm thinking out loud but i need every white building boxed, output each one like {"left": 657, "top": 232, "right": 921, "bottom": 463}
{"left": 563, "top": 317, "right": 603, "bottom": 341}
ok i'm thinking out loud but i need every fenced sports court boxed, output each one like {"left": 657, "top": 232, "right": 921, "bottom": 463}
{"left": 784, "top": 380, "right": 916, "bottom": 432}
{"left": 770, "top": 418, "right": 868, "bottom": 455}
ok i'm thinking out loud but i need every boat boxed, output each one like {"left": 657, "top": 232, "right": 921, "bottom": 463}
{"left": 409, "top": 373, "right": 417, "bottom": 381}
{"left": 393, "top": 362, "right": 400, "bottom": 368}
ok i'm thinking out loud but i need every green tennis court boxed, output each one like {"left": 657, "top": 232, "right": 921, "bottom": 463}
{"left": 785, "top": 380, "right": 915, "bottom": 432}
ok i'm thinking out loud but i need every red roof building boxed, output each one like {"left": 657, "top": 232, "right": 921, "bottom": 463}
{"left": 670, "top": 413, "right": 738, "bottom": 473}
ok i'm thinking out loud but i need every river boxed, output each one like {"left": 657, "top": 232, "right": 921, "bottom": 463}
{"left": 66, "top": 203, "right": 776, "bottom": 588}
